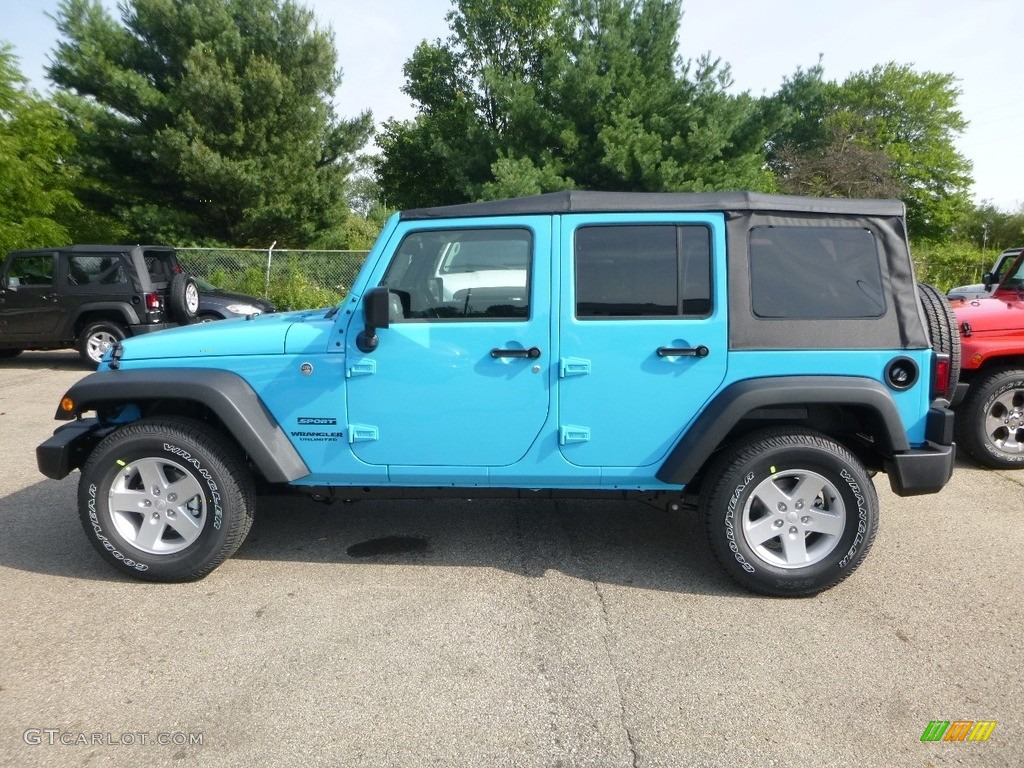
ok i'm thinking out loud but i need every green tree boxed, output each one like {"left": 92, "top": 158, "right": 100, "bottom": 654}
{"left": 377, "top": 0, "right": 772, "bottom": 209}
{"left": 765, "top": 61, "right": 973, "bottom": 240}
{"left": 0, "top": 44, "right": 79, "bottom": 253}
{"left": 955, "top": 201, "right": 1024, "bottom": 250}
{"left": 48, "top": 0, "right": 372, "bottom": 246}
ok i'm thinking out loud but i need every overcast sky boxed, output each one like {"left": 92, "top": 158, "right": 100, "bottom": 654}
{"left": 4, "top": 0, "right": 1022, "bottom": 211}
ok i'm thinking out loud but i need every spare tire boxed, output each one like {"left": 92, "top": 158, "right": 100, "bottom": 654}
{"left": 917, "top": 282, "right": 961, "bottom": 400}
{"left": 169, "top": 273, "right": 200, "bottom": 324}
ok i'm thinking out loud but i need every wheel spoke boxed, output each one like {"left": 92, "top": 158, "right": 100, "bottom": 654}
{"left": 133, "top": 516, "right": 167, "bottom": 550}
{"left": 803, "top": 509, "right": 845, "bottom": 537}
{"left": 109, "top": 488, "right": 146, "bottom": 513}
{"left": 790, "top": 474, "right": 828, "bottom": 506}
{"left": 752, "top": 480, "right": 790, "bottom": 514}
{"left": 135, "top": 461, "right": 167, "bottom": 494}
{"left": 168, "top": 506, "right": 203, "bottom": 538}
{"left": 166, "top": 473, "right": 204, "bottom": 503}
{"left": 779, "top": 529, "right": 810, "bottom": 564}
{"left": 744, "top": 515, "right": 781, "bottom": 546}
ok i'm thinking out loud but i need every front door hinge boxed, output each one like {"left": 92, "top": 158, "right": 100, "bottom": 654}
{"left": 346, "top": 359, "right": 377, "bottom": 378}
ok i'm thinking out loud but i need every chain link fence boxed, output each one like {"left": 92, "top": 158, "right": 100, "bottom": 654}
{"left": 176, "top": 247, "right": 371, "bottom": 309}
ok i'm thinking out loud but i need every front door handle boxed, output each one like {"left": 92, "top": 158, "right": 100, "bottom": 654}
{"left": 657, "top": 345, "right": 709, "bottom": 358}
{"left": 491, "top": 346, "right": 542, "bottom": 359}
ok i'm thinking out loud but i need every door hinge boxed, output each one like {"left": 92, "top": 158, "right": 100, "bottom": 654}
{"left": 559, "top": 357, "right": 591, "bottom": 378}
{"left": 559, "top": 425, "right": 591, "bottom": 445}
{"left": 346, "top": 360, "right": 377, "bottom": 378}
{"left": 347, "top": 424, "right": 379, "bottom": 443}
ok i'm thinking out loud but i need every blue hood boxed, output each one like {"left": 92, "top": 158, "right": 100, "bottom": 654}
{"left": 113, "top": 309, "right": 326, "bottom": 361}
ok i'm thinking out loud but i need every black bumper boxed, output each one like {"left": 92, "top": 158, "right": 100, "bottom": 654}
{"left": 36, "top": 419, "right": 113, "bottom": 480}
{"left": 884, "top": 405, "right": 956, "bottom": 496}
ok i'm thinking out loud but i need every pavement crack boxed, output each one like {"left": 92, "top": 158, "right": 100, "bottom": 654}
{"left": 593, "top": 580, "right": 640, "bottom": 768}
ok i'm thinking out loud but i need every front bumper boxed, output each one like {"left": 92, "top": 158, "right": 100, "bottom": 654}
{"left": 36, "top": 418, "right": 113, "bottom": 480}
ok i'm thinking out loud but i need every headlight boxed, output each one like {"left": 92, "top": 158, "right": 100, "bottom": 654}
{"left": 225, "top": 304, "right": 262, "bottom": 315}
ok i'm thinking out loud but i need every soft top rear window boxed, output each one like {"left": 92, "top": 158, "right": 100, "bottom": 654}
{"left": 143, "top": 250, "right": 178, "bottom": 284}
{"left": 749, "top": 226, "right": 886, "bottom": 319}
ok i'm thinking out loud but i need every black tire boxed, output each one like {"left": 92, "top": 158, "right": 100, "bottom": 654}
{"left": 0, "top": 348, "right": 23, "bottom": 359}
{"left": 169, "top": 273, "right": 200, "bottom": 324}
{"left": 918, "top": 282, "right": 961, "bottom": 400}
{"left": 699, "top": 428, "right": 878, "bottom": 597}
{"left": 78, "top": 418, "right": 255, "bottom": 581}
{"left": 955, "top": 367, "right": 1024, "bottom": 468}
{"left": 78, "top": 321, "right": 127, "bottom": 366}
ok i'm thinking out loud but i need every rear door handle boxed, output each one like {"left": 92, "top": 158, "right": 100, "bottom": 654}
{"left": 657, "top": 345, "right": 709, "bottom": 358}
{"left": 491, "top": 346, "right": 542, "bottom": 359}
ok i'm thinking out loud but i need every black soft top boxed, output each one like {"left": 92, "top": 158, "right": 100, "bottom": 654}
{"left": 400, "top": 190, "right": 926, "bottom": 352}
{"left": 401, "top": 191, "right": 906, "bottom": 221}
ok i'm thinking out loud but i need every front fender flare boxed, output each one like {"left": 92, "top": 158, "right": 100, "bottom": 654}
{"left": 55, "top": 368, "right": 309, "bottom": 483}
{"left": 655, "top": 376, "right": 910, "bottom": 485}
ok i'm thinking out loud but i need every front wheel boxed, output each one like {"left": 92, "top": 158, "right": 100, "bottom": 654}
{"left": 699, "top": 428, "right": 878, "bottom": 597}
{"left": 955, "top": 367, "right": 1024, "bottom": 468}
{"left": 78, "top": 418, "right": 255, "bottom": 581}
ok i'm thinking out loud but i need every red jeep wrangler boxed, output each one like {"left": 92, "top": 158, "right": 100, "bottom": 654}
{"left": 950, "top": 247, "right": 1024, "bottom": 467}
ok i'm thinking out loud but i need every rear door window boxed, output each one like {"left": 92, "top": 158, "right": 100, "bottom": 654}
{"left": 574, "top": 224, "right": 712, "bottom": 318}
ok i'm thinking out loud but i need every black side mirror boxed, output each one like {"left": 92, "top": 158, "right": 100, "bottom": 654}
{"left": 983, "top": 272, "right": 995, "bottom": 289}
{"left": 356, "top": 286, "right": 392, "bottom": 353}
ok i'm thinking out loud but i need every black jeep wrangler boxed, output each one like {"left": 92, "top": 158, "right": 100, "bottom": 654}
{"left": 0, "top": 244, "right": 200, "bottom": 364}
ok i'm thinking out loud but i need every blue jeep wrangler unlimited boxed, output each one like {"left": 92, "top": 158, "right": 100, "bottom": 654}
{"left": 37, "top": 192, "right": 957, "bottom": 596}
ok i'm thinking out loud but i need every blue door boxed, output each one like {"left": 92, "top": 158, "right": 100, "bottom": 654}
{"left": 556, "top": 215, "right": 729, "bottom": 471}
{"left": 345, "top": 218, "right": 551, "bottom": 470}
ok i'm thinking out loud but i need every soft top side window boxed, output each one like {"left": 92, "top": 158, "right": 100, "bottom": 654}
{"left": 67, "top": 254, "right": 128, "bottom": 286}
{"left": 6, "top": 254, "right": 54, "bottom": 287}
{"left": 749, "top": 226, "right": 886, "bottom": 319}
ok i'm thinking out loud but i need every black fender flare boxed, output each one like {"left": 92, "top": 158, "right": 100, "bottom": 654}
{"left": 655, "top": 376, "right": 910, "bottom": 485}
{"left": 71, "top": 303, "right": 141, "bottom": 332}
{"left": 55, "top": 368, "right": 309, "bottom": 483}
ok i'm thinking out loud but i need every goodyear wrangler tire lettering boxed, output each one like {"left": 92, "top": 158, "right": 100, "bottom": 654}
{"left": 77, "top": 418, "right": 254, "bottom": 582}
{"left": 698, "top": 428, "right": 879, "bottom": 597}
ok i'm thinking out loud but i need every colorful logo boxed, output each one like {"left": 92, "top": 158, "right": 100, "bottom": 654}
{"left": 920, "top": 720, "right": 997, "bottom": 742}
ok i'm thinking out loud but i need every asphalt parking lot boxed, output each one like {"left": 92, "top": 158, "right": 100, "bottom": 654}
{"left": 0, "top": 351, "right": 1020, "bottom": 768}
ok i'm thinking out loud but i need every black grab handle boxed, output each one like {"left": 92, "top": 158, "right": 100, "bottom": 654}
{"left": 491, "top": 347, "right": 542, "bottom": 359}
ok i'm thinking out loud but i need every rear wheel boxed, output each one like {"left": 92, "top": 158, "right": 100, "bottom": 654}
{"left": 78, "top": 418, "right": 255, "bottom": 581}
{"left": 78, "top": 321, "right": 126, "bottom": 366}
{"left": 700, "top": 428, "right": 878, "bottom": 597}
{"left": 955, "top": 367, "right": 1024, "bottom": 468}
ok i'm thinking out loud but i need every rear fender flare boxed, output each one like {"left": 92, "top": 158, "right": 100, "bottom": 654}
{"left": 655, "top": 376, "right": 910, "bottom": 485}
